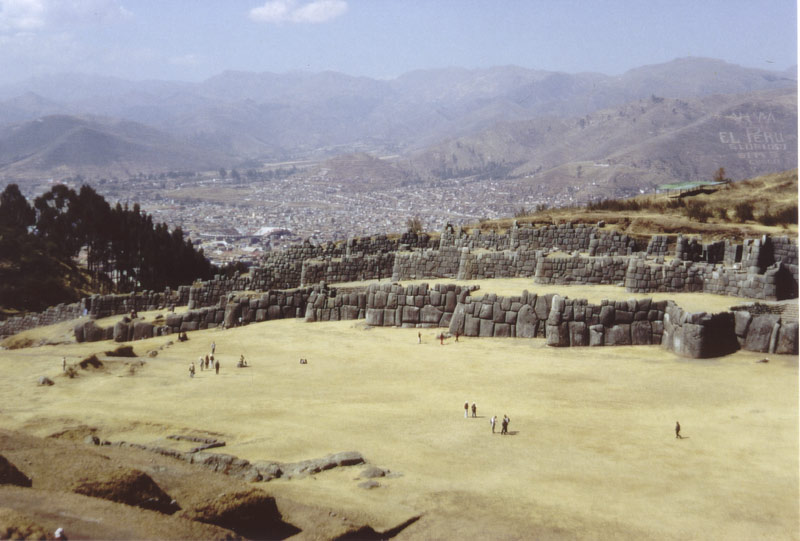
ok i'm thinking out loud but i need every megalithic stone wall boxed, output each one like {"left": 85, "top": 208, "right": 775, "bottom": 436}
{"left": 447, "top": 291, "right": 553, "bottom": 338}
{"left": 300, "top": 253, "right": 395, "bottom": 286}
{"left": 355, "top": 282, "right": 475, "bottom": 328}
{"left": 535, "top": 255, "right": 628, "bottom": 286}
{"left": 661, "top": 302, "right": 799, "bottom": 357}
{"left": 545, "top": 295, "right": 667, "bottom": 347}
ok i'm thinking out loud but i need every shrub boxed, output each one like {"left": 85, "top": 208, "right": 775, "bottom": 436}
{"left": 735, "top": 201, "right": 755, "bottom": 222}
{"left": 685, "top": 201, "right": 711, "bottom": 223}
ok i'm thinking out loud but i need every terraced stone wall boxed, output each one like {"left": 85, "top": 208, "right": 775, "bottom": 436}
{"left": 534, "top": 255, "right": 628, "bottom": 286}
{"left": 300, "top": 253, "right": 395, "bottom": 286}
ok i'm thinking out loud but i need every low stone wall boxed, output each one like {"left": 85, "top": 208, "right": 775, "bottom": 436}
{"left": 0, "top": 302, "right": 86, "bottom": 338}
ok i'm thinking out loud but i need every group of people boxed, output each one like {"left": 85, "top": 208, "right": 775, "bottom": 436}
{"left": 190, "top": 343, "right": 221, "bottom": 377}
{"left": 464, "top": 401, "right": 512, "bottom": 435}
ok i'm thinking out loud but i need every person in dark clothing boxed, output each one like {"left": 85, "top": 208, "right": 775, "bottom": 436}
{"left": 501, "top": 415, "right": 510, "bottom": 435}
{"left": 215, "top": 359, "right": 220, "bottom": 374}
{"left": 471, "top": 402, "right": 477, "bottom": 417}
{"left": 675, "top": 421, "right": 682, "bottom": 439}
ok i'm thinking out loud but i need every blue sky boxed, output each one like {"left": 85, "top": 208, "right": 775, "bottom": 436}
{"left": 0, "top": 0, "right": 796, "bottom": 83}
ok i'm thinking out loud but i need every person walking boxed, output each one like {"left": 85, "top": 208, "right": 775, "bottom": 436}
{"left": 490, "top": 415, "right": 496, "bottom": 433}
{"left": 199, "top": 356, "right": 204, "bottom": 371}
{"left": 501, "top": 415, "right": 510, "bottom": 435}
{"left": 418, "top": 332, "right": 421, "bottom": 344}
{"left": 464, "top": 401, "right": 469, "bottom": 418}
{"left": 215, "top": 359, "right": 220, "bottom": 375}
{"left": 189, "top": 362, "right": 195, "bottom": 378}
{"left": 471, "top": 402, "right": 477, "bottom": 418}
{"left": 675, "top": 421, "right": 682, "bottom": 439}
{"left": 211, "top": 341, "right": 216, "bottom": 355}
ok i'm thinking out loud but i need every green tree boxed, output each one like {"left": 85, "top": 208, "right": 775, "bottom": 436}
{"left": 0, "top": 184, "right": 35, "bottom": 232}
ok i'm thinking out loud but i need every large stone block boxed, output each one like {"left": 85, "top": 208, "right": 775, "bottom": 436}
{"left": 113, "top": 321, "right": 131, "bottom": 342}
{"left": 492, "top": 302, "right": 506, "bottom": 323}
{"left": 133, "top": 321, "right": 154, "bottom": 341}
{"left": 516, "top": 305, "right": 538, "bottom": 338}
{"left": 444, "top": 291, "right": 458, "bottom": 312}
{"left": 420, "top": 305, "right": 444, "bottom": 325}
{"left": 478, "top": 303, "right": 493, "bottom": 319}
{"left": 479, "top": 318, "right": 495, "bottom": 337}
{"left": 631, "top": 321, "right": 652, "bottom": 345}
{"left": 365, "top": 308, "right": 383, "bottom": 326}
{"left": 402, "top": 305, "right": 420, "bottom": 324}
{"left": 494, "top": 323, "right": 511, "bottom": 337}
{"left": 464, "top": 315, "right": 480, "bottom": 337}
{"left": 599, "top": 305, "right": 615, "bottom": 327}
{"left": 383, "top": 308, "right": 396, "bottom": 326}
{"left": 341, "top": 305, "right": 360, "bottom": 320}
{"left": 775, "top": 321, "right": 798, "bottom": 355}
{"left": 546, "top": 322, "right": 570, "bottom": 347}
{"left": 734, "top": 311, "right": 752, "bottom": 337}
{"left": 744, "top": 314, "right": 781, "bottom": 353}
{"left": 568, "top": 321, "right": 587, "bottom": 346}
{"left": 604, "top": 324, "right": 631, "bottom": 346}
{"left": 589, "top": 324, "right": 604, "bottom": 346}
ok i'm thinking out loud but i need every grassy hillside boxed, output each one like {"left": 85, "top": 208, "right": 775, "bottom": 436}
{"left": 482, "top": 169, "right": 798, "bottom": 242}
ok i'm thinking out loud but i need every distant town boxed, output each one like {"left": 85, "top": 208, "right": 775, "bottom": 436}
{"left": 24, "top": 168, "right": 571, "bottom": 268}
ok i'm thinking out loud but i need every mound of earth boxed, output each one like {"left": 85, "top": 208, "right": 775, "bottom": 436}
{"left": 334, "top": 515, "right": 421, "bottom": 540}
{"left": 0, "top": 455, "right": 32, "bottom": 487}
{"left": 78, "top": 354, "right": 103, "bottom": 369}
{"left": 0, "top": 507, "right": 49, "bottom": 540}
{"left": 71, "top": 468, "right": 180, "bottom": 515}
{"left": 47, "top": 425, "right": 99, "bottom": 442}
{"left": 181, "top": 488, "right": 300, "bottom": 539}
{"left": 105, "top": 345, "right": 137, "bottom": 357}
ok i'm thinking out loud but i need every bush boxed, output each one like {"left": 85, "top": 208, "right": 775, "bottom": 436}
{"left": 735, "top": 201, "right": 755, "bottom": 222}
{"left": 685, "top": 201, "right": 712, "bottom": 223}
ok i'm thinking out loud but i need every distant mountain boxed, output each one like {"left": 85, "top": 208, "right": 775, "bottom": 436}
{"left": 0, "top": 58, "right": 794, "bottom": 163}
{"left": 0, "top": 115, "right": 229, "bottom": 180}
{"left": 407, "top": 88, "right": 797, "bottom": 200}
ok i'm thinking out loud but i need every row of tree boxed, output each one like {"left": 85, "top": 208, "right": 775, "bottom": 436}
{"left": 0, "top": 183, "right": 215, "bottom": 312}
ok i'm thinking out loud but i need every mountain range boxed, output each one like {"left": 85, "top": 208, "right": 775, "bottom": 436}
{"left": 0, "top": 57, "right": 795, "bottom": 191}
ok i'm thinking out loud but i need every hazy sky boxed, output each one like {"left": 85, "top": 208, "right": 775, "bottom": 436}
{"left": 0, "top": 0, "right": 796, "bottom": 83}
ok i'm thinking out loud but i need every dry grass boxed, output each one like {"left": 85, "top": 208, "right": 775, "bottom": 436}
{"left": 1, "top": 296, "right": 797, "bottom": 539}
{"left": 487, "top": 170, "right": 798, "bottom": 242}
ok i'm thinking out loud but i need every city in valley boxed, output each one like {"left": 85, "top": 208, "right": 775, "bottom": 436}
{"left": 32, "top": 167, "right": 555, "bottom": 268}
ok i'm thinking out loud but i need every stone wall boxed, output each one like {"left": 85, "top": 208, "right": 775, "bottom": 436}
{"left": 392, "top": 247, "right": 462, "bottom": 281}
{"left": 661, "top": 302, "right": 798, "bottom": 357}
{"left": 306, "top": 282, "right": 476, "bottom": 328}
{"left": 448, "top": 291, "right": 553, "bottom": 338}
{"left": 545, "top": 296, "right": 666, "bottom": 347}
{"left": 535, "top": 255, "right": 628, "bottom": 286}
{"left": 300, "top": 253, "right": 395, "bottom": 286}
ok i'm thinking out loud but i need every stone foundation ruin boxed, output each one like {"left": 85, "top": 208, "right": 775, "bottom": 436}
{"left": 2, "top": 222, "right": 797, "bottom": 359}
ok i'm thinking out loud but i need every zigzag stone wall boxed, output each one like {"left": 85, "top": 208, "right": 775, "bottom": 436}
{"left": 4, "top": 222, "right": 798, "bottom": 341}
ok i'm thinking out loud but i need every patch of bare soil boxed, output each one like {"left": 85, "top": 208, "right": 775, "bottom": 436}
{"left": 0, "top": 455, "right": 32, "bottom": 487}
{"left": 0, "top": 429, "right": 392, "bottom": 540}
{"left": 0, "top": 507, "right": 49, "bottom": 540}
{"left": 181, "top": 488, "right": 300, "bottom": 539}
{"left": 71, "top": 468, "right": 180, "bottom": 514}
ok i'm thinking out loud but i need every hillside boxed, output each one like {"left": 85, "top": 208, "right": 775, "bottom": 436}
{"left": 481, "top": 169, "right": 798, "bottom": 242}
{"left": 0, "top": 115, "right": 230, "bottom": 180}
{"left": 408, "top": 88, "right": 797, "bottom": 200}
{"left": 0, "top": 57, "right": 794, "bottom": 165}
